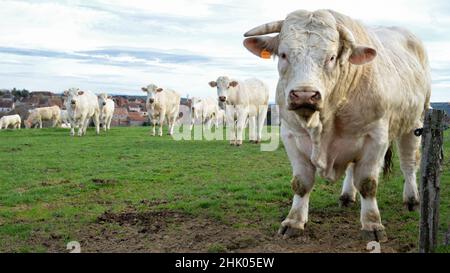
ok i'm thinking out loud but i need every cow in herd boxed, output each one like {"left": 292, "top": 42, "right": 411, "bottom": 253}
{"left": 25, "top": 105, "right": 61, "bottom": 129}
{"left": 142, "top": 83, "right": 181, "bottom": 136}
{"left": 188, "top": 97, "right": 224, "bottom": 131}
{"left": 209, "top": 77, "right": 269, "bottom": 146}
{"left": 243, "top": 9, "right": 430, "bottom": 240}
{"left": 97, "top": 93, "right": 115, "bottom": 131}
{"left": 0, "top": 114, "right": 21, "bottom": 130}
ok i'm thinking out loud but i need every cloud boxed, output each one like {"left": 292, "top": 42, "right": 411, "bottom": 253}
{"left": 0, "top": 0, "right": 449, "bottom": 102}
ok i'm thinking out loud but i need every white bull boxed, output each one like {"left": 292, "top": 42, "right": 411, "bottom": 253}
{"left": 64, "top": 88, "right": 100, "bottom": 136}
{"left": 0, "top": 114, "right": 21, "bottom": 130}
{"left": 209, "top": 77, "right": 269, "bottom": 146}
{"left": 243, "top": 9, "right": 431, "bottom": 241}
{"left": 142, "top": 83, "right": 181, "bottom": 136}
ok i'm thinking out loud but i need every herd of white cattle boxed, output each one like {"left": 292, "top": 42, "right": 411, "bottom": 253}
{"left": 0, "top": 9, "right": 434, "bottom": 242}
{"left": 0, "top": 77, "right": 271, "bottom": 146}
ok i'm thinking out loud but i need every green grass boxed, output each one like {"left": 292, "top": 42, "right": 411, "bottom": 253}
{"left": 0, "top": 126, "right": 448, "bottom": 252}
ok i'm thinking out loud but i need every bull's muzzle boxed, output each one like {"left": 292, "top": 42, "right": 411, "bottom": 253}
{"left": 102, "top": 102, "right": 106, "bottom": 106}
{"left": 288, "top": 89, "right": 321, "bottom": 116}
{"left": 219, "top": 96, "right": 226, "bottom": 102}
{"left": 149, "top": 99, "right": 155, "bottom": 104}
{"left": 71, "top": 100, "right": 76, "bottom": 105}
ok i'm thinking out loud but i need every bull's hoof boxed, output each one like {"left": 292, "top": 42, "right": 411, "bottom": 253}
{"left": 339, "top": 194, "right": 356, "bottom": 208}
{"left": 404, "top": 197, "right": 420, "bottom": 212}
{"left": 278, "top": 225, "right": 304, "bottom": 239}
{"left": 361, "top": 229, "right": 387, "bottom": 243}
{"left": 249, "top": 140, "right": 255, "bottom": 144}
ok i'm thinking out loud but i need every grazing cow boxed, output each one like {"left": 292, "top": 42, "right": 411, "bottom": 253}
{"left": 142, "top": 83, "right": 181, "bottom": 136}
{"left": 243, "top": 9, "right": 430, "bottom": 241}
{"left": 0, "top": 114, "right": 21, "bottom": 130}
{"left": 64, "top": 88, "right": 100, "bottom": 136}
{"left": 189, "top": 97, "right": 221, "bottom": 131}
{"left": 25, "top": 106, "right": 61, "bottom": 129}
{"left": 208, "top": 77, "right": 269, "bottom": 145}
{"left": 97, "top": 93, "right": 115, "bottom": 131}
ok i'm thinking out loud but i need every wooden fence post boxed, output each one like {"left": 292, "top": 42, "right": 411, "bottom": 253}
{"left": 418, "top": 109, "right": 445, "bottom": 253}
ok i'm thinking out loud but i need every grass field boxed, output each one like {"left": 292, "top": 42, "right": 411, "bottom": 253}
{"left": 0, "top": 126, "right": 448, "bottom": 253}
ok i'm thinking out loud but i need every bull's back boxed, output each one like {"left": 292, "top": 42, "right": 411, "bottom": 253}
{"left": 371, "top": 26, "right": 431, "bottom": 136}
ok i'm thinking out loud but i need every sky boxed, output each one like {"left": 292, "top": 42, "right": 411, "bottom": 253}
{"left": 0, "top": 0, "right": 449, "bottom": 102}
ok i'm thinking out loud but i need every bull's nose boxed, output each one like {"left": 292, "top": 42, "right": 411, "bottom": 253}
{"left": 219, "top": 96, "right": 226, "bottom": 102}
{"left": 102, "top": 102, "right": 106, "bottom": 106}
{"left": 149, "top": 99, "right": 155, "bottom": 103}
{"left": 71, "top": 100, "right": 76, "bottom": 104}
{"left": 289, "top": 89, "right": 321, "bottom": 105}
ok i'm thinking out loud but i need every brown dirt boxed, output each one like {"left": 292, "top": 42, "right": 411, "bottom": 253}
{"left": 26, "top": 204, "right": 417, "bottom": 253}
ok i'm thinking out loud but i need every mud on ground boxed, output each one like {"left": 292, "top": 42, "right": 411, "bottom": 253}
{"left": 27, "top": 203, "right": 417, "bottom": 253}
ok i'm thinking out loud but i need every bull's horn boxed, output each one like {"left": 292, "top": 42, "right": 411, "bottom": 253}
{"left": 244, "top": 20, "right": 284, "bottom": 37}
{"left": 337, "top": 24, "right": 356, "bottom": 49}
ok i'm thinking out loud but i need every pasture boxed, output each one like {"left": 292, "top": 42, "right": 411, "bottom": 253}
{"left": 0, "top": 126, "right": 448, "bottom": 253}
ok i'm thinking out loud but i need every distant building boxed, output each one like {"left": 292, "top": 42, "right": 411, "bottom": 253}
{"left": 128, "top": 102, "right": 143, "bottom": 112}
{"left": 112, "top": 107, "right": 129, "bottom": 126}
{"left": 0, "top": 100, "right": 15, "bottom": 112}
{"left": 128, "top": 112, "right": 147, "bottom": 126}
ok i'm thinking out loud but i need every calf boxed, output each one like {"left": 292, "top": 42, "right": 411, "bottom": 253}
{"left": 0, "top": 114, "right": 21, "bottom": 130}
{"left": 97, "top": 93, "right": 115, "bottom": 131}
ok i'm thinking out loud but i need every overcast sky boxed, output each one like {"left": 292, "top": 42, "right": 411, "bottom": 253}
{"left": 0, "top": 0, "right": 449, "bottom": 102}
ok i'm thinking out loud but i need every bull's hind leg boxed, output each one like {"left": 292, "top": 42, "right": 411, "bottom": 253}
{"left": 278, "top": 125, "right": 315, "bottom": 239}
{"left": 353, "top": 131, "right": 389, "bottom": 242}
{"left": 340, "top": 163, "right": 357, "bottom": 207}
{"left": 397, "top": 131, "right": 421, "bottom": 211}
{"left": 257, "top": 105, "right": 268, "bottom": 143}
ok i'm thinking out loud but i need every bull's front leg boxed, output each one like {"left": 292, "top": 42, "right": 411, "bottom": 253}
{"left": 225, "top": 109, "right": 236, "bottom": 145}
{"left": 158, "top": 113, "right": 164, "bottom": 137}
{"left": 235, "top": 108, "right": 248, "bottom": 146}
{"left": 353, "top": 130, "right": 389, "bottom": 242}
{"left": 278, "top": 125, "right": 316, "bottom": 238}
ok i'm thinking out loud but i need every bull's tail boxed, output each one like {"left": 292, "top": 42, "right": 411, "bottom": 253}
{"left": 383, "top": 144, "right": 394, "bottom": 178}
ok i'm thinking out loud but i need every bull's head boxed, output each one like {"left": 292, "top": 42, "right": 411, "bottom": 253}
{"left": 97, "top": 93, "right": 109, "bottom": 107}
{"left": 64, "top": 88, "right": 85, "bottom": 109}
{"left": 208, "top": 76, "right": 239, "bottom": 110}
{"left": 142, "top": 84, "right": 163, "bottom": 105}
{"left": 243, "top": 10, "right": 376, "bottom": 119}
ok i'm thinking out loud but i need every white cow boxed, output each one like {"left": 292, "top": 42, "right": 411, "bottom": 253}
{"left": 243, "top": 9, "right": 431, "bottom": 241}
{"left": 25, "top": 106, "right": 61, "bottom": 128}
{"left": 142, "top": 83, "right": 181, "bottom": 136}
{"left": 97, "top": 93, "right": 115, "bottom": 131}
{"left": 64, "top": 88, "right": 100, "bottom": 136}
{"left": 0, "top": 114, "right": 21, "bottom": 130}
{"left": 209, "top": 77, "right": 269, "bottom": 146}
{"left": 189, "top": 97, "right": 221, "bottom": 131}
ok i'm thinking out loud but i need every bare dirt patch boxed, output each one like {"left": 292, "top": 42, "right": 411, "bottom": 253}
{"left": 91, "top": 178, "right": 118, "bottom": 186}
{"left": 27, "top": 204, "right": 415, "bottom": 253}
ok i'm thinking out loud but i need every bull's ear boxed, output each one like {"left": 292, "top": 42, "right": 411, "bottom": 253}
{"left": 229, "top": 81, "right": 239, "bottom": 88}
{"left": 243, "top": 36, "right": 278, "bottom": 59}
{"left": 156, "top": 88, "right": 163, "bottom": 92}
{"left": 141, "top": 87, "right": 148, "bottom": 92}
{"left": 78, "top": 91, "right": 84, "bottom": 95}
{"left": 208, "top": 81, "right": 217, "bottom": 88}
{"left": 63, "top": 91, "right": 68, "bottom": 96}
{"left": 349, "top": 46, "right": 377, "bottom": 65}
{"left": 107, "top": 96, "right": 112, "bottom": 99}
